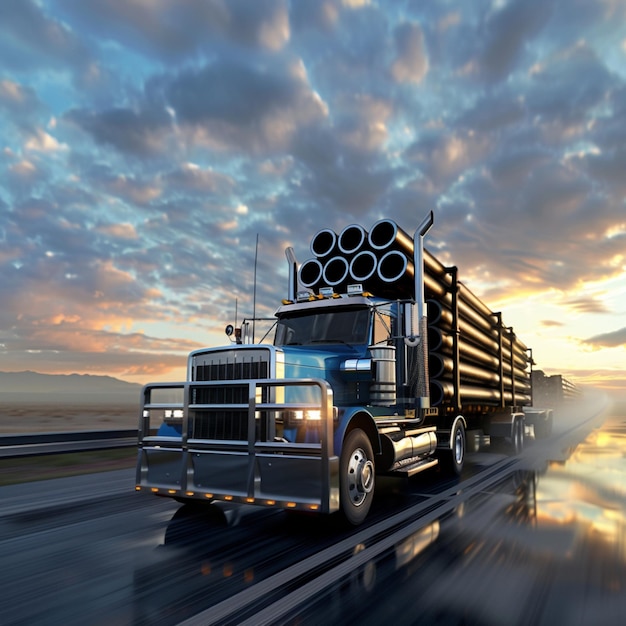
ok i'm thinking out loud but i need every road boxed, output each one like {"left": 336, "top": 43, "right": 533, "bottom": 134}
{"left": 0, "top": 391, "right": 623, "bottom": 625}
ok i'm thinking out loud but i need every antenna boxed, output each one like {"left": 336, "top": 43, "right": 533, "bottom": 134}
{"left": 252, "top": 233, "right": 259, "bottom": 343}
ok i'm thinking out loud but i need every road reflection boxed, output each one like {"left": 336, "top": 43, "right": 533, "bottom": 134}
{"left": 280, "top": 407, "right": 626, "bottom": 625}
{"left": 537, "top": 414, "right": 626, "bottom": 557}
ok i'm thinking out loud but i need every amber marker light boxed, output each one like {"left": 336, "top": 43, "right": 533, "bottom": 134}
{"left": 151, "top": 488, "right": 159, "bottom": 493}
{"left": 224, "top": 495, "right": 233, "bottom": 501}
{"left": 286, "top": 502, "right": 297, "bottom": 508}
{"left": 309, "top": 504, "right": 319, "bottom": 511}
{"left": 168, "top": 490, "right": 176, "bottom": 494}
{"left": 204, "top": 493, "right": 213, "bottom": 499}
{"left": 135, "top": 486, "right": 141, "bottom": 491}
{"left": 245, "top": 498, "right": 255, "bottom": 503}
{"left": 185, "top": 491, "right": 194, "bottom": 497}
{"left": 266, "top": 500, "right": 276, "bottom": 505}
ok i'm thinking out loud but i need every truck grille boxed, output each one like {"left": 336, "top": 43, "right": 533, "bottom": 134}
{"left": 190, "top": 348, "right": 272, "bottom": 441}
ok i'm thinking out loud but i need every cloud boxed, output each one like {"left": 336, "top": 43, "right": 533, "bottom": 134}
{"left": 161, "top": 55, "right": 328, "bottom": 153}
{"left": 564, "top": 296, "right": 611, "bottom": 315}
{"left": 164, "top": 163, "right": 235, "bottom": 195}
{"left": 391, "top": 22, "right": 429, "bottom": 84}
{"left": 477, "top": 0, "right": 553, "bottom": 83}
{"left": 67, "top": 107, "right": 173, "bottom": 157}
{"left": 583, "top": 327, "right": 626, "bottom": 348}
{"left": 25, "top": 128, "right": 68, "bottom": 153}
{"left": 541, "top": 320, "right": 564, "bottom": 328}
{"left": 0, "top": 79, "right": 42, "bottom": 116}
{"left": 0, "top": 0, "right": 92, "bottom": 76}
{"left": 56, "top": 0, "right": 291, "bottom": 58}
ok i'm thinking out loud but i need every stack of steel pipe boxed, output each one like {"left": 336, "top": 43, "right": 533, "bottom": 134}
{"left": 298, "top": 218, "right": 531, "bottom": 410}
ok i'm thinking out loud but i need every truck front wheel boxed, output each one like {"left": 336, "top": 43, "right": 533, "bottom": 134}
{"left": 340, "top": 429, "right": 375, "bottom": 526}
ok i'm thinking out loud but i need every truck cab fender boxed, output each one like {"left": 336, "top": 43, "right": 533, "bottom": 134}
{"left": 334, "top": 407, "right": 381, "bottom": 458}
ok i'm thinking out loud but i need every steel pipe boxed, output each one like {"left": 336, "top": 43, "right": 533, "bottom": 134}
{"left": 349, "top": 250, "right": 378, "bottom": 283}
{"left": 310, "top": 228, "right": 338, "bottom": 258}
{"left": 298, "top": 258, "right": 324, "bottom": 290}
{"left": 428, "top": 328, "right": 529, "bottom": 381}
{"left": 430, "top": 380, "right": 531, "bottom": 407}
{"left": 377, "top": 250, "right": 411, "bottom": 283}
{"left": 322, "top": 256, "right": 350, "bottom": 287}
{"left": 338, "top": 224, "right": 368, "bottom": 257}
{"left": 429, "top": 352, "right": 530, "bottom": 389}
{"left": 427, "top": 300, "right": 528, "bottom": 370}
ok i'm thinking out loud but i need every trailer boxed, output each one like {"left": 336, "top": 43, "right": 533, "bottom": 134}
{"left": 136, "top": 213, "right": 554, "bottom": 525}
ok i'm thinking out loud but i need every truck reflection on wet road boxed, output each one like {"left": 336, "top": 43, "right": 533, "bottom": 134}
{"left": 281, "top": 398, "right": 626, "bottom": 625}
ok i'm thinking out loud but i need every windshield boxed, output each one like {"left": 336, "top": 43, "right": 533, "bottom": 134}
{"left": 274, "top": 308, "right": 370, "bottom": 346}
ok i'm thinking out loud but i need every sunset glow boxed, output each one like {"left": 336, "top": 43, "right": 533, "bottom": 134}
{"left": 0, "top": 1, "right": 624, "bottom": 399}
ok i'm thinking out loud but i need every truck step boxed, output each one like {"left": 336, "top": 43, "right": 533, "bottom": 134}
{"left": 384, "top": 457, "right": 439, "bottom": 478}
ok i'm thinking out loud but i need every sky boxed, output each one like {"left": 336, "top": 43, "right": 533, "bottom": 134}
{"left": 0, "top": 0, "right": 625, "bottom": 400}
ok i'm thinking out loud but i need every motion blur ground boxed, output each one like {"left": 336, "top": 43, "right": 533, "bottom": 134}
{"left": 279, "top": 391, "right": 626, "bottom": 626}
{"left": 0, "top": 392, "right": 623, "bottom": 625}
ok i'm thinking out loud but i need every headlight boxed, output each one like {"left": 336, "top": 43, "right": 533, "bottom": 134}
{"left": 164, "top": 409, "right": 184, "bottom": 422}
{"left": 283, "top": 409, "right": 322, "bottom": 428}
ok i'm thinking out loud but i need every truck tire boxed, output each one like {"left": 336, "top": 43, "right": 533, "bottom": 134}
{"left": 534, "top": 412, "right": 553, "bottom": 439}
{"left": 511, "top": 417, "right": 524, "bottom": 455}
{"left": 440, "top": 419, "right": 466, "bottom": 476}
{"left": 340, "top": 429, "right": 375, "bottom": 526}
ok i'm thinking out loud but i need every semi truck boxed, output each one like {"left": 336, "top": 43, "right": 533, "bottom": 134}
{"left": 136, "top": 213, "right": 554, "bottom": 525}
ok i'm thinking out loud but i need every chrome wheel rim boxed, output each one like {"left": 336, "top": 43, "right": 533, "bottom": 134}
{"left": 454, "top": 426, "right": 464, "bottom": 465}
{"left": 347, "top": 447, "right": 374, "bottom": 507}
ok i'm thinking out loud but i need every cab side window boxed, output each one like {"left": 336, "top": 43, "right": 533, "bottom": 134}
{"left": 372, "top": 311, "right": 392, "bottom": 345}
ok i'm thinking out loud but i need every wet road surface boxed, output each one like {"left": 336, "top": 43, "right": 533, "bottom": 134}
{"left": 0, "top": 392, "right": 622, "bottom": 625}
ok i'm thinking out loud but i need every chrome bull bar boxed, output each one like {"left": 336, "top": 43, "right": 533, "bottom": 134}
{"left": 136, "top": 378, "right": 339, "bottom": 514}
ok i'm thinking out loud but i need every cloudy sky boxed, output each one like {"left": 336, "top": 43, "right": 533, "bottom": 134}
{"left": 1, "top": 0, "right": 625, "bottom": 399}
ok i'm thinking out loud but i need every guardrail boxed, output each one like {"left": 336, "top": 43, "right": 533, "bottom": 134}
{"left": 0, "top": 430, "right": 142, "bottom": 459}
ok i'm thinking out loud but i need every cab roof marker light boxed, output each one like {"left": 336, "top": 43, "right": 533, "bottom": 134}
{"left": 347, "top": 283, "right": 364, "bottom": 295}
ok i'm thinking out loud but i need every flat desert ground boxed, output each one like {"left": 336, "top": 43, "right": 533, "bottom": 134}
{"left": 0, "top": 403, "right": 139, "bottom": 434}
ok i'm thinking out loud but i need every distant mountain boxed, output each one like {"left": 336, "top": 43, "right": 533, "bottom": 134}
{"left": 0, "top": 371, "right": 142, "bottom": 405}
